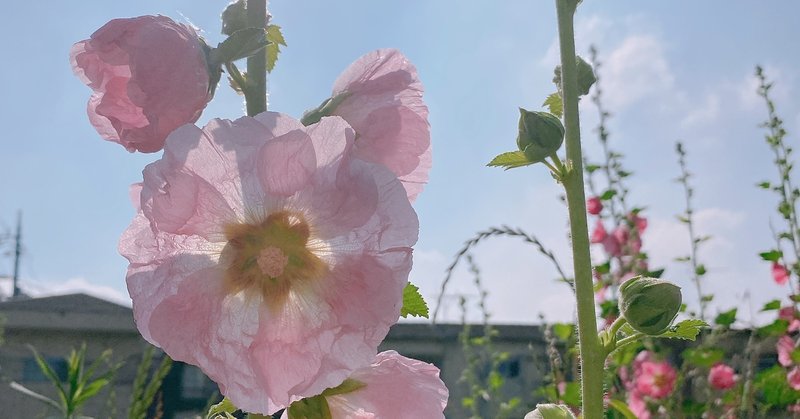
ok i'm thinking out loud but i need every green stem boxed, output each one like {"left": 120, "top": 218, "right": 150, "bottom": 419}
{"left": 615, "top": 332, "right": 645, "bottom": 352}
{"left": 245, "top": 0, "right": 268, "bottom": 116}
{"left": 555, "top": 1, "right": 604, "bottom": 417}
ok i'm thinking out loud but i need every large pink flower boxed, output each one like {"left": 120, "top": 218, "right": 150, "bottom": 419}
{"left": 634, "top": 360, "right": 677, "bottom": 399}
{"left": 778, "top": 335, "right": 796, "bottom": 367}
{"left": 304, "top": 49, "right": 431, "bottom": 201}
{"left": 70, "top": 15, "right": 211, "bottom": 153}
{"left": 119, "top": 112, "right": 418, "bottom": 414}
{"left": 284, "top": 351, "right": 448, "bottom": 418}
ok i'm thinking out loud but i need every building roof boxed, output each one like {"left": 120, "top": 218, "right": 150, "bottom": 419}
{"left": 0, "top": 293, "right": 137, "bottom": 333}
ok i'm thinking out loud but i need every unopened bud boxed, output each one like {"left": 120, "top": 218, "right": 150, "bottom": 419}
{"left": 619, "top": 276, "right": 682, "bottom": 335}
{"left": 516, "top": 108, "right": 564, "bottom": 163}
{"left": 552, "top": 55, "right": 596, "bottom": 97}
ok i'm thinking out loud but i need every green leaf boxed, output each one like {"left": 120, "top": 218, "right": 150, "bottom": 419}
{"left": 400, "top": 282, "right": 429, "bottom": 318}
{"left": 694, "top": 264, "right": 707, "bottom": 276}
{"left": 758, "top": 318, "right": 789, "bottom": 337}
{"left": 607, "top": 399, "right": 637, "bottom": 419}
{"left": 585, "top": 164, "right": 601, "bottom": 173}
{"left": 761, "top": 299, "right": 782, "bottom": 311}
{"left": 760, "top": 249, "right": 783, "bottom": 261}
{"left": 487, "top": 151, "right": 534, "bottom": 170}
{"left": 560, "top": 382, "right": 581, "bottom": 407}
{"left": 600, "top": 189, "right": 617, "bottom": 200}
{"left": 552, "top": 323, "right": 574, "bottom": 341}
{"left": 682, "top": 347, "right": 724, "bottom": 368}
{"left": 714, "top": 308, "right": 737, "bottom": 327}
{"left": 9, "top": 381, "right": 62, "bottom": 411}
{"left": 287, "top": 395, "right": 332, "bottom": 419}
{"left": 266, "top": 25, "right": 287, "bottom": 72}
{"left": 657, "top": 319, "right": 708, "bottom": 341}
{"left": 647, "top": 268, "right": 665, "bottom": 279}
{"left": 542, "top": 93, "right": 563, "bottom": 118}
{"left": 207, "top": 398, "right": 237, "bottom": 419}
{"left": 211, "top": 27, "right": 270, "bottom": 65}
{"left": 754, "top": 365, "right": 800, "bottom": 407}
{"left": 321, "top": 379, "right": 365, "bottom": 397}
{"left": 757, "top": 181, "right": 772, "bottom": 189}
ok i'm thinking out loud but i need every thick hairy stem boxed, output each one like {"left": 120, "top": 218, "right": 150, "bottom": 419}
{"left": 555, "top": 1, "right": 604, "bottom": 417}
{"left": 245, "top": 0, "right": 268, "bottom": 116}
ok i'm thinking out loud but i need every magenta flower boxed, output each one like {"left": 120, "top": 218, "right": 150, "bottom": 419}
{"left": 626, "top": 391, "right": 651, "bottom": 419}
{"left": 120, "top": 112, "right": 418, "bottom": 413}
{"left": 708, "top": 363, "right": 737, "bottom": 391}
{"left": 772, "top": 262, "right": 791, "bottom": 285}
{"left": 779, "top": 306, "right": 800, "bottom": 332}
{"left": 586, "top": 196, "right": 603, "bottom": 215}
{"left": 778, "top": 335, "right": 796, "bottom": 367}
{"left": 284, "top": 351, "right": 448, "bottom": 418}
{"left": 70, "top": 15, "right": 211, "bottom": 153}
{"left": 590, "top": 220, "right": 607, "bottom": 244}
{"left": 308, "top": 49, "right": 431, "bottom": 201}
{"left": 634, "top": 360, "right": 677, "bottom": 399}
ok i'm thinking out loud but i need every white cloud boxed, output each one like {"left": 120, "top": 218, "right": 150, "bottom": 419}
{"left": 680, "top": 93, "right": 720, "bottom": 129}
{"left": 601, "top": 35, "right": 675, "bottom": 111}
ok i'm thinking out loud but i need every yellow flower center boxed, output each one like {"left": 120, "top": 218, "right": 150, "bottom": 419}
{"left": 222, "top": 211, "right": 327, "bottom": 306}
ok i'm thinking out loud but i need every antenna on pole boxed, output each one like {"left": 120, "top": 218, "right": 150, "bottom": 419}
{"left": 12, "top": 210, "right": 21, "bottom": 297}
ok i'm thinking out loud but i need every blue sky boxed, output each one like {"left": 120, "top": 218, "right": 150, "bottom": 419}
{"left": 1, "top": 1, "right": 800, "bottom": 324}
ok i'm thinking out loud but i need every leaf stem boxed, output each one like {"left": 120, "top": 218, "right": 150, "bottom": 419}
{"left": 245, "top": 0, "right": 268, "bottom": 116}
{"left": 555, "top": 1, "right": 604, "bottom": 417}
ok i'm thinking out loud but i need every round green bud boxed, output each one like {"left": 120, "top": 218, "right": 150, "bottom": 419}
{"left": 552, "top": 55, "right": 597, "bottom": 97}
{"left": 618, "top": 276, "right": 682, "bottom": 335}
{"left": 525, "top": 404, "right": 576, "bottom": 419}
{"left": 516, "top": 108, "right": 564, "bottom": 163}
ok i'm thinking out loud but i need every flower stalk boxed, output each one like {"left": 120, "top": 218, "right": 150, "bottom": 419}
{"left": 554, "top": 0, "right": 604, "bottom": 417}
{"left": 246, "top": 0, "right": 268, "bottom": 115}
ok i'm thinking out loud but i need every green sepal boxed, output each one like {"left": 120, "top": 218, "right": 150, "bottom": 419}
{"left": 321, "top": 379, "right": 366, "bottom": 397}
{"left": 210, "top": 27, "right": 270, "bottom": 66}
{"left": 287, "top": 395, "right": 332, "bottom": 419}
{"left": 301, "top": 93, "right": 351, "bottom": 126}
{"left": 206, "top": 397, "right": 237, "bottom": 419}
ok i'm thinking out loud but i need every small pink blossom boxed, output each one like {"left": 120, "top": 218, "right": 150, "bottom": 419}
{"left": 635, "top": 360, "right": 677, "bottom": 399}
{"left": 789, "top": 367, "right": 800, "bottom": 390}
{"left": 120, "top": 112, "right": 418, "bottom": 413}
{"left": 629, "top": 213, "right": 648, "bottom": 233}
{"left": 603, "top": 230, "right": 622, "bottom": 257}
{"left": 587, "top": 197, "right": 603, "bottom": 215}
{"left": 70, "top": 15, "right": 211, "bottom": 152}
{"left": 779, "top": 306, "right": 800, "bottom": 332}
{"left": 322, "top": 49, "right": 431, "bottom": 201}
{"left": 284, "top": 351, "right": 448, "bottom": 418}
{"left": 778, "top": 335, "right": 796, "bottom": 367}
{"left": 627, "top": 391, "right": 651, "bottom": 419}
{"left": 591, "top": 220, "right": 608, "bottom": 244}
{"left": 708, "top": 363, "right": 737, "bottom": 391}
{"left": 772, "top": 262, "right": 791, "bottom": 285}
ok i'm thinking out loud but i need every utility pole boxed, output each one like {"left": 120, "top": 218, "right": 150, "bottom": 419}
{"left": 12, "top": 211, "right": 21, "bottom": 297}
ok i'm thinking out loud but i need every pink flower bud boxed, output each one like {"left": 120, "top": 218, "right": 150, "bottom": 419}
{"left": 71, "top": 15, "right": 211, "bottom": 153}
{"left": 591, "top": 220, "right": 607, "bottom": 244}
{"left": 586, "top": 196, "right": 603, "bottom": 215}
{"left": 708, "top": 363, "right": 737, "bottom": 390}
{"left": 772, "top": 262, "right": 791, "bottom": 285}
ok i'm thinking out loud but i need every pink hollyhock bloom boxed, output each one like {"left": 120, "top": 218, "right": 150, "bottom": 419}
{"left": 120, "top": 112, "right": 418, "bottom": 414}
{"left": 627, "top": 391, "right": 651, "bottom": 419}
{"left": 780, "top": 306, "right": 800, "bottom": 332}
{"left": 772, "top": 262, "right": 791, "bottom": 285}
{"left": 629, "top": 213, "right": 648, "bottom": 233}
{"left": 309, "top": 49, "right": 430, "bottom": 201}
{"left": 70, "top": 15, "right": 211, "bottom": 153}
{"left": 591, "top": 220, "right": 608, "bottom": 243}
{"left": 586, "top": 196, "right": 603, "bottom": 215}
{"left": 708, "top": 363, "right": 737, "bottom": 390}
{"left": 778, "top": 335, "right": 796, "bottom": 367}
{"left": 789, "top": 367, "right": 800, "bottom": 390}
{"left": 284, "top": 351, "right": 448, "bottom": 418}
{"left": 635, "top": 360, "right": 677, "bottom": 399}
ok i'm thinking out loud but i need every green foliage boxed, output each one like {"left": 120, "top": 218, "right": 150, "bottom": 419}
{"left": 220, "top": 0, "right": 247, "bottom": 36}
{"left": 714, "top": 308, "right": 737, "bottom": 327}
{"left": 287, "top": 394, "right": 332, "bottom": 419}
{"left": 757, "top": 318, "right": 789, "bottom": 337}
{"left": 761, "top": 299, "right": 782, "bottom": 311}
{"left": 207, "top": 397, "right": 238, "bottom": 419}
{"left": 527, "top": 403, "right": 577, "bottom": 419}
{"left": 656, "top": 319, "right": 707, "bottom": 341}
{"left": 755, "top": 365, "right": 800, "bottom": 408}
{"left": 11, "top": 344, "right": 121, "bottom": 418}
{"left": 487, "top": 151, "right": 534, "bottom": 170}
{"left": 552, "top": 323, "right": 574, "bottom": 341}
{"left": 681, "top": 347, "right": 724, "bottom": 368}
{"left": 543, "top": 93, "right": 563, "bottom": 118}
{"left": 607, "top": 399, "right": 637, "bottom": 419}
{"left": 129, "top": 346, "right": 173, "bottom": 419}
{"left": 759, "top": 249, "right": 783, "bottom": 261}
{"left": 266, "top": 25, "right": 287, "bottom": 72}
{"left": 400, "top": 282, "right": 429, "bottom": 318}
{"left": 618, "top": 276, "right": 683, "bottom": 335}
